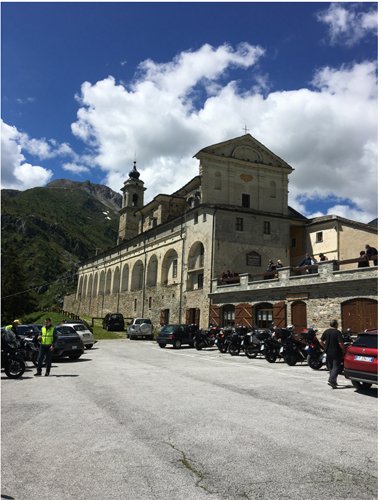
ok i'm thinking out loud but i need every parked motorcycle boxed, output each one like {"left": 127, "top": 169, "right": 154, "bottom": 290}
{"left": 245, "top": 329, "right": 272, "bottom": 359}
{"left": 228, "top": 326, "right": 250, "bottom": 356}
{"left": 303, "top": 328, "right": 326, "bottom": 370}
{"left": 262, "top": 327, "right": 291, "bottom": 363}
{"left": 1, "top": 332, "right": 26, "bottom": 378}
{"left": 216, "top": 327, "right": 234, "bottom": 353}
{"left": 195, "top": 328, "right": 217, "bottom": 350}
{"left": 18, "top": 332, "right": 40, "bottom": 367}
{"left": 283, "top": 328, "right": 308, "bottom": 366}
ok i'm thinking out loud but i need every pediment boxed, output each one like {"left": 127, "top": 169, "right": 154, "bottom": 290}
{"left": 194, "top": 134, "right": 293, "bottom": 171}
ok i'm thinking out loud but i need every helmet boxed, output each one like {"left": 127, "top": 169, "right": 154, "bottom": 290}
{"left": 13, "top": 319, "right": 21, "bottom": 325}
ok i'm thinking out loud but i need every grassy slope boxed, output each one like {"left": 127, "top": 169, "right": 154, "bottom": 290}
{"left": 23, "top": 311, "right": 126, "bottom": 340}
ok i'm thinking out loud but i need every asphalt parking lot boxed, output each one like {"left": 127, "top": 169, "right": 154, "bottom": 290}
{"left": 1, "top": 340, "right": 378, "bottom": 500}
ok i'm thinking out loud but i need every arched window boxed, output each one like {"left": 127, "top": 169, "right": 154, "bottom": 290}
{"left": 92, "top": 273, "right": 98, "bottom": 297}
{"left": 77, "top": 276, "right": 83, "bottom": 298}
{"left": 87, "top": 275, "right": 93, "bottom": 297}
{"left": 112, "top": 266, "right": 121, "bottom": 293}
{"left": 161, "top": 249, "right": 178, "bottom": 285}
{"left": 131, "top": 260, "right": 144, "bottom": 290}
{"left": 147, "top": 255, "right": 158, "bottom": 287}
{"left": 132, "top": 193, "right": 138, "bottom": 206}
{"left": 98, "top": 271, "right": 105, "bottom": 296}
{"left": 105, "top": 269, "right": 112, "bottom": 295}
{"left": 188, "top": 242, "right": 205, "bottom": 270}
{"left": 121, "top": 264, "right": 129, "bottom": 292}
{"left": 83, "top": 275, "right": 88, "bottom": 298}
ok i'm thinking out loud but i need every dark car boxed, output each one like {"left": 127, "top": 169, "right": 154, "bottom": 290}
{"left": 15, "top": 324, "right": 41, "bottom": 340}
{"left": 156, "top": 324, "right": 195, "bottom": 349}
{"left": 102, "top": 313, "right": 125, "bottom": 332}
{"left": 344, "top": 329, "right": 378, "bottom": 390}
{"left": 53, "top": 325, "right": 85, "bottom": 360}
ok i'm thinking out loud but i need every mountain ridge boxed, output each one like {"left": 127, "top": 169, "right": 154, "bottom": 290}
{"left": 1, "top": 180, "right": 121, "bottom": 313}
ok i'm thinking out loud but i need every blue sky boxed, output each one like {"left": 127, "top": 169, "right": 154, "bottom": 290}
{"left": 1, "top": 2, "right": 378, "bottom": 223}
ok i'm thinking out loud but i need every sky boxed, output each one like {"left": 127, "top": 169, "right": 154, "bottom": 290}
{"left": 1, "top": 2, "right": 378, "bottom": 223}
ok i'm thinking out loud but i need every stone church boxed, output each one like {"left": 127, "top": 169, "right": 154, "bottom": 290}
{"left": 64, "top": 134, "right": 378, "bottom": 331}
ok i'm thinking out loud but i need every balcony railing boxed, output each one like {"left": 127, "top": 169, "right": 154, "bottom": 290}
{"left": 212, "top": 257, "right": 377, "bottom": 292}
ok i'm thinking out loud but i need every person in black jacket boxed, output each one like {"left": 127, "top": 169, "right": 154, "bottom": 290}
{"left": 365, "top": 244, "right": 378, "bottom": 266}
{"left": 321, "top": 319, "right": 345, "bottom": 388}
{"left": 358, "top": 250, "right": 370, "bottom": 268}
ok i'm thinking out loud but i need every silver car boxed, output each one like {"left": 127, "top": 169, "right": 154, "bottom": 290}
{"left": 60, "top": 323, "right": 95, "bottom": 349}
{"left": 127, "top": 319, "right": 154, "bottom": 340}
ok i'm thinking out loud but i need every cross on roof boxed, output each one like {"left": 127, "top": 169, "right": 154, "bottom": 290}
{"left": 243, "top": 124, "right": 250, "bottom": 134}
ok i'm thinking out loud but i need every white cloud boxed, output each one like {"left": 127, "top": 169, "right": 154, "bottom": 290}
{"left": 1, "top": 120, "right": 53, "bottom": 189}
{"left": 19, "top": 134, "right": 75, "bottom": 160}
{"left": 63, "top": 162, "right": 90, "bottom": 174}
{"left": 317, "top": 3, "right": 378, "bottom": 46}
{"left": 71, "top": 43, "right": 377, "bottom": 223}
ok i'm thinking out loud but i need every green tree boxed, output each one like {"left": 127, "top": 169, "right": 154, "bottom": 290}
{"left": 1, "top": 246, "right": 36, "bottom": 323}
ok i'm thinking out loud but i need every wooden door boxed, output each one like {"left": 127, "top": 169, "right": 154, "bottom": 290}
{"left": 160, "top": 309, "right": 169, "bottom": 326}
{"left": 209, "top": 305, "right": 221, "bottom": 327}
{"left": 342, "top": 299, "right": 378, "bottom": 333}
{"left": 273, "top": 301, "right": 286, "bottom": 328}
{"left": 235, "top": 303, "right": 253, "bottom": 328}
{"left": 291, "top": 301, "right": 307, "bottom": 333}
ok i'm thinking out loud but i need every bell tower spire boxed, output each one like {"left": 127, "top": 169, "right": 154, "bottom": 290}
{"left": 118, "top": 160, "right": 146, "bottom": 243}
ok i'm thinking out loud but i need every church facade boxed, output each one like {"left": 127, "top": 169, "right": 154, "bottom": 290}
{"left": 64, "top": 134, "right": 377, "bottom": 331}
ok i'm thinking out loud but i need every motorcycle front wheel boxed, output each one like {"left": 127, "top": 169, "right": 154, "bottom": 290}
{"left": 245, "top": 345, "right": 258, "bottom": 359}
{"left": 228, "top": 344, "right": 240, "bottom": 356}
{"left": 265, "top": 349, "right": 278, "bottom": 363}
{"left": 4, "top": 355, "right": 26, "bottom": 378}
{"left": 307, "top": 354, "right": 323, "bottom": 370}
{"left": 195, "top": 341, "right": 203, "bottom": 351}
{"left": 283, "top": 351, "right": 298, "bottom": 366}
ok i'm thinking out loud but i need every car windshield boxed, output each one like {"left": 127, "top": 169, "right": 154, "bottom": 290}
{"left": 56, "top": 326, "right": 77, "bottom": 336}
{"left": 73, "top": 325, "right": 87, "bottom": 332}
{"left": 111, "top": 315, "right": 123, "bottom": 320}
{"left": 160, "top": 325, "right": 176, "bottom": 333}
{"left": 353, "top": 334, "right": 378, "bottom": 349}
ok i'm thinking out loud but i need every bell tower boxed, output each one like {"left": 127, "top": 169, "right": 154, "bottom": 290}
{"left": 118, "top": 161, "right": 146, "bottom": 243}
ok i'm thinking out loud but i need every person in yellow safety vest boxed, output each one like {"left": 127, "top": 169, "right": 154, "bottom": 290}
{"left": 4, "top": 320, "right": 21, "bottom": 345}
{"left": 35, "top": 318, "right": 57, "bottom": 377}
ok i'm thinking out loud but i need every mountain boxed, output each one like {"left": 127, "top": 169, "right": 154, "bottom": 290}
{"left": 368, "top": 218, "right": 378, "bottom": 228}
{"left": 1, "top": 180, "right": 121, "bottom": 314}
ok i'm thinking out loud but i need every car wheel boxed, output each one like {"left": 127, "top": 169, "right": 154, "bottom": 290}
{"left": 68, "top": 353, "right": 82, "bottom": 360}
{"left": 174, "top": 340, "right": 182, "bottom": 349}
{"left": 351, "top": 380, "right": 372, "bottom": 390}
{"left": 85, "top": 344, "right": 93, "bottom": 350}
{"left": 158, "top": 343, "right": 166, "bottom": 348}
